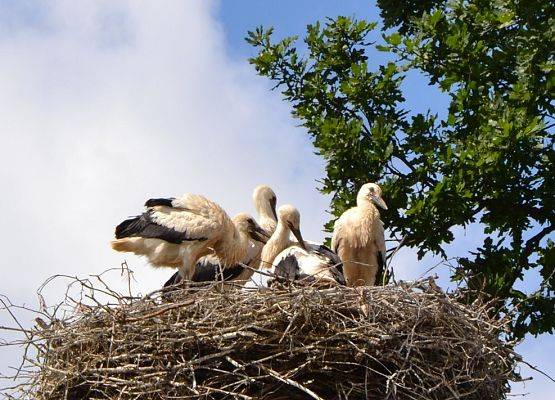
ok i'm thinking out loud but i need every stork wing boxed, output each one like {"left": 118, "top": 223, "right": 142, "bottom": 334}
{"left": 273, "top": 248, "right": 303, "bottom": 281}
{"left": 374, "top": 219, "right": 387, "bottom": 284}
{"left": 331, "top": 209, "right": 360, "bottom": 252}
{"left": 146, "top": 193, "right": 228, "bottom": 241}
{"left": 330, "top": 216, "right": 345, "bottom": 253}
{"left": 309, "top": 243, "right": 342, "bottom": 266}
{"left": 374, "top": 219, "right": 386, "bottom": 260}
{"left": 162, "top": 257, "right": 246, "bottom": 288}
{"left": 116, "top": 194, "right": 227, "bottom": 244}
{"left": 163, "top": 270, "right": 182, "bottom": 288}
{"left": 193, "top": 258, "right": 246, "bottom": 282}
{"left": 114, "top": 211, "right": 205, "bottom": 244}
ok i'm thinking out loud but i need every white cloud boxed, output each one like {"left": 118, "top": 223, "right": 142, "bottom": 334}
{"left": 0, "top": 0, "right": 330, "bottom": 379}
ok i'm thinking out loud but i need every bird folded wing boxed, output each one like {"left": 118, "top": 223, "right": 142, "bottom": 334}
{"left": 374, "top": 219, "right": 386, "bottom": 256}
{"left": 114, "top": 212, "right": 198, "bottom": 244}
{"left": 143, "top": 193, "right": 230, "bottom": 239}
{"left": 332, "top": 209, "right": 369, "bottom": 250}
{"left": 374, "top": 219, "right": 387, "bottom": 283}
{"left": 149, "top": 207, "right": 219, "bottom": 240}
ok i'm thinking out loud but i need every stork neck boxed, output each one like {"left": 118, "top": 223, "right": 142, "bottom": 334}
{"left": 259, "top": 215, "right": 277, "bottom": 234}
{"left": 259, "top": 221, "right": 291, "bottom": 269}
{"left": 256, "top": 202, "right": 277, "bottom": 232}
{"left": 357, "top": 196, "right": 378, "bottom": 212}
{"left": 218, "top": 224, "right": 250, "bottom": 267}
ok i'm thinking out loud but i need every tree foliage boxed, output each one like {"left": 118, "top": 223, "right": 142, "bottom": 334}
{"left": 247, "top": 0, "right": 554, "bottom": 339}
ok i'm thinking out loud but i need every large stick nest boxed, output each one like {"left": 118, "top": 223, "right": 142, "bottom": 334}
{"left": 5, "top": 274, "right": 518, "bottom": 400}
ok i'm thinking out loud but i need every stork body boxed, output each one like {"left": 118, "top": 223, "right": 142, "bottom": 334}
{"left": 270, "top": 244, "right": 345, "bottom": 286}
{"left": 111, "top": 194, "right": 267, "bottom": 280}
{"left": 227, "top": 185, "right": 278, "bottom": 282}
{"left": 261, "top": 205, "right": 345, "bottom": 286}
{"left": 331, "top": 183, "right": 387, "bottom": 287}
{"left": 163, "top": 185, "right": 278, "bottom": 287}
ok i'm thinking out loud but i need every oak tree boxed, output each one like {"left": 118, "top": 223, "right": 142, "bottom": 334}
{"left": 247, "top": 0, "right": 554, "bottom": 338}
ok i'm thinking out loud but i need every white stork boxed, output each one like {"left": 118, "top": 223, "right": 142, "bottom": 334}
{"left": 111, "top": 194, "right": 269, "bottom": 281}
{"left": 331, "top": 182, "right": 387, "bottom": 286}
{"left": 162, "top": 185, "right": 278, "bottom": 287}
{"left": 260, "top": 205, "right": 345, "bottom": 286}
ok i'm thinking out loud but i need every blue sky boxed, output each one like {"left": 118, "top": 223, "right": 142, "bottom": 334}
{"left": 217, "top": 0, "right": 450, "bottom": 118}
{"left": 0, "top": 1, "right": 552, "bottom": 397}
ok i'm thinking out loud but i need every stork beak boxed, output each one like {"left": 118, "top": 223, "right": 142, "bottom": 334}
{"left": 270, "top": 196, "right": 278, "bottom": 222}
{"left": 288, "top": 223, "right": 307, "bottom": 251}
{"left": 370, "top": 194, "right": 388, "bottom": 210}
{"left": 250, "top": 226, "right": 270, "bottom": 244}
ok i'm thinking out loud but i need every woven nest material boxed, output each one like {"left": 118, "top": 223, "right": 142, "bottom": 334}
{"left": 5, "top": 275, "right": 518, "bottom": 400}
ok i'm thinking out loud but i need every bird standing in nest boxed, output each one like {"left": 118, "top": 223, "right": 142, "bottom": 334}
{"left": 111, "top": 194, "right": 269, "bottom": 282}
{"left": 331, "top": 182, "right": 387, "bottom": 286}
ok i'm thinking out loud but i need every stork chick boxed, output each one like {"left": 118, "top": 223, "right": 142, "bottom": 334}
{"left": 259, "top": 204, "right": 305, "bottom": 270}
{"left": 252, "top": 184, "right": 278, "bottom": 234}
{"left": 233, "top": 185, "right": 278, "bottom": 280}
{"left": 261, "top": 205, "right": 345, "bottom": 286}
{"left": 331, "top": 182, "right": 387, "bottom": 286}
{"left": 163, "top": 185, "right": 278, "bottom": 288}
{"left": 111, "top": 194, "right": 268, "bottom": 280}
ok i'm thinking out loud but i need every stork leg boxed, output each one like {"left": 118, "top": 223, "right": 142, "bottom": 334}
{"left": 179, "top": 246, "right": 197, "bottom": 281}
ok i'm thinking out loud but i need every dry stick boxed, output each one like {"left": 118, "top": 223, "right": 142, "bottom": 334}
{"left": 519, "top": 359, "right": 555, "bottom": 384}
{"left": 124, "top": 299, "right": 197, "bottom": 322}
{"left": 259, "top": 365, "right": 325, "bottom": 400}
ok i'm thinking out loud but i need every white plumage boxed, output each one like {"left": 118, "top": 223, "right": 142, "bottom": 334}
{"left": 163, "top": 185, "right": 278, "bottom": 287}
{"left": 331, "top": 182, "right": 387, "bottom": 286}
{"left": 233, "top": 185, "right": 278, "bottom": 281}
{"left": 111, "top": 194, "right": 268, "bottom": 281}
{"left": 261, "top": 205, "right": 345, "bottom": 286}
{"left": 270, "top": 244, "right": 345, "bottom": 286}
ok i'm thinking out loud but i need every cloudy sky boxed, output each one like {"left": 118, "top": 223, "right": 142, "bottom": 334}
{"left": 0, "top": 1, "right": 552, "bottom": 397}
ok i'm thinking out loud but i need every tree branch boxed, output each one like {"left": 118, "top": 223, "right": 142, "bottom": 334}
{"left": 522, "top": 225, "right": 555, "bottom": 259}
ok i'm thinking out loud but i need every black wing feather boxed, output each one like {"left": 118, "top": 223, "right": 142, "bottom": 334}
{"left": 309, "top": 243, "right": 344, "bottom": 276}
{"left": 192, "top": 260, "right": 245, "bottom": 282}
{"left": 163, "top": 260, "right": 246, "bottom": 287}
{"left": 163, "top": 271, "right": 181, "bottom": 288}
{"left": 315, "top": 245, "right": 345, "bottom": 285}
{"left": 115, "top": 210, "right": 204, "bottom": 244}
{"left": 145, "top": 198, "right": 175, "bottom": 208}
{"left": 274, "top": 253, "right": 300, "bottom": 281}
{"left": 330, "top": 265, "right": 346, "bottom": 285}
{"left": 375, "top": 250, "right": 385, "bottom": 286}
{"left": 314, "top": 244, "right": 342, "bottom": 265}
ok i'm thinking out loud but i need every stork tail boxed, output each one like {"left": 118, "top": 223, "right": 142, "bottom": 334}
{"left": 111, "top": 238, "right": 137, "bottom": 253}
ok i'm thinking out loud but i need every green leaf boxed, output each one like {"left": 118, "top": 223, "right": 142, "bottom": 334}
{"left": 385, "top": 32, "right": 402, "bottom": 46}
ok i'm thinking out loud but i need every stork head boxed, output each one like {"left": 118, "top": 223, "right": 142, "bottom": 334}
{"left": 277, "top": 205, "right": 307, "bottom": 250}
{"left": 253, "top": 185, "right": 278, "bottom": 222}
{"left": 357, "top": 182, "right": 388, "bottom": 210}
{"left": 233, "top": 213, "right": 270, "bottom": 244}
